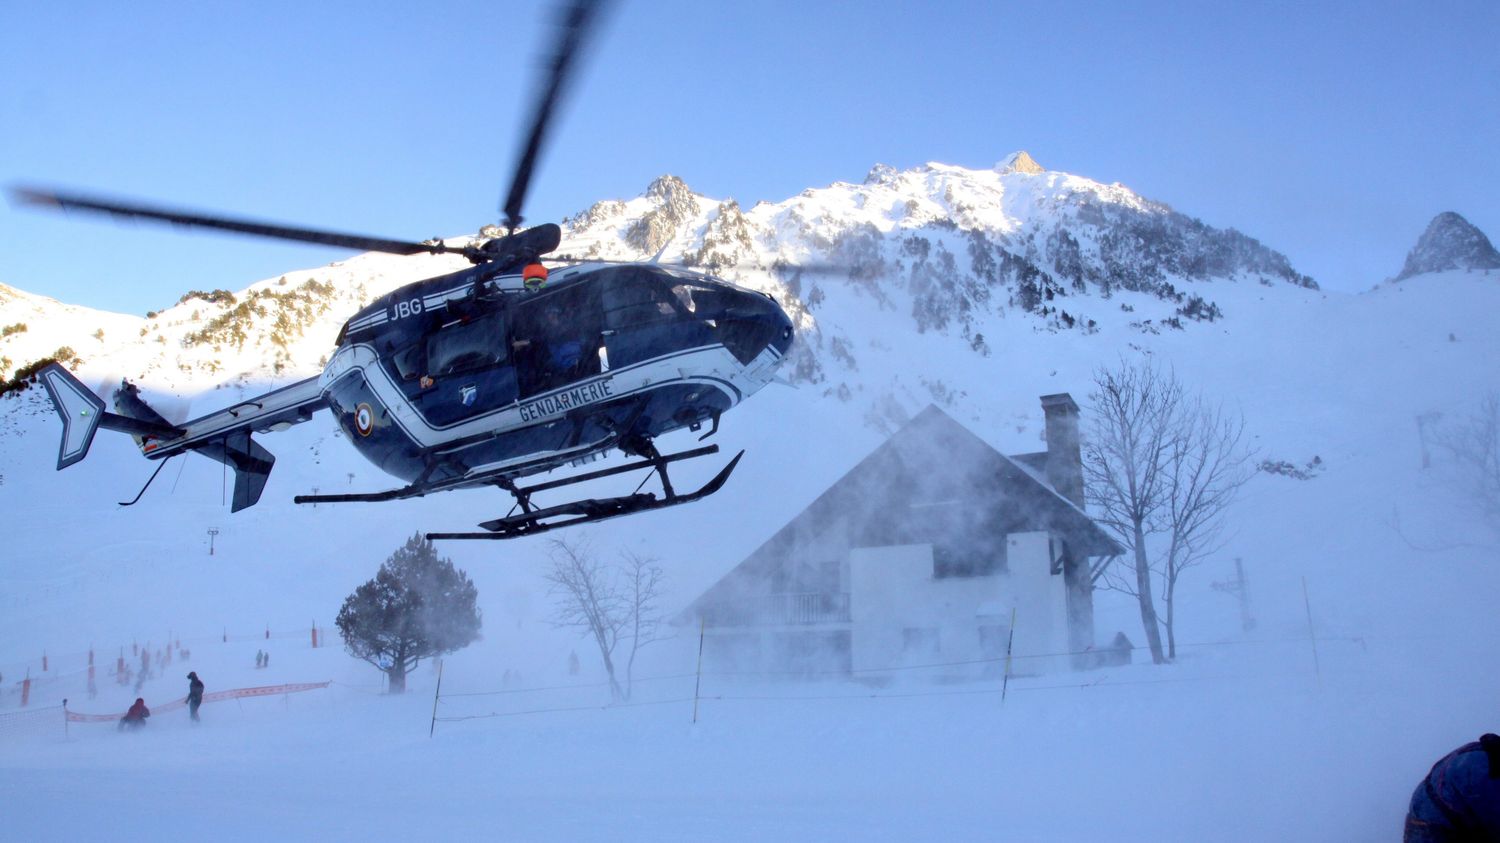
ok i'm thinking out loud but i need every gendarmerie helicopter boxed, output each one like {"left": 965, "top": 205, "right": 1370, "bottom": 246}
{"left": 13, "top": 0, "right": 794, "bottom": 540}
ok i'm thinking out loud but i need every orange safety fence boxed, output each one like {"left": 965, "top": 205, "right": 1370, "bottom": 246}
{"left": 64, "top": 682, "right": 331, "bottom": 723}
{"left": 0, "top": 704, "right": 65, "bottom": 740}
{"left": 1, "top": 624, "right": 333, "bottom": 687}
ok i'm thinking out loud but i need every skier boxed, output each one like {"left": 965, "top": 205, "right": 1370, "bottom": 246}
{"left": 118, "top": 698, "right": 150, "bottom": 731}
{"left": 186, "top": 672, "right": 204, "bottom": 723}
{"left": 1405, "top": 733, "right": 1500, "bottom": 840}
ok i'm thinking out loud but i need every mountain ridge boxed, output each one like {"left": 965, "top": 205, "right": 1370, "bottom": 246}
{"left": 3, "top": 155, "right": 1322, "bottom": 424}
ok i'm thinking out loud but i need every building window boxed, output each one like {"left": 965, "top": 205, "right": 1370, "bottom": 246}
{"left": 932, "top": 539, "right": 1006, "bottom": 579}
{"left": 977, "top": 624, "right": 1009, "bottom": 677}
{"left": 977, "top": 624, "right": 1008, "bottom": 657}
{"left": 902, "top": 627, "right": 940, "bottom": 657}
{"left": 772, "top": 630, "right": 851, "bottom": 676}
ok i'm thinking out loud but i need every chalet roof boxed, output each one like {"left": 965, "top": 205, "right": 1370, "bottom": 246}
{"left": 686, "top": 404, "right": 1123, "bottom": 614}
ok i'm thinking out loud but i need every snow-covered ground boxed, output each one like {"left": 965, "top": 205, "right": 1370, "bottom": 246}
{"left": 2, "top": 634, "right": 1492, "bottom": 839}
{"left": 2, "top": 268, "right": 1498, "bottom": 840}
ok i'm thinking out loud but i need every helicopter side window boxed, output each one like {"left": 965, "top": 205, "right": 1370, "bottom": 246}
{"left": 391, "top": 344, "right": 424, "bottom": 381}
{"left": 411, "top": 311, "right": 521, "bottom": 427}
{"left": 427, "top": 315, "right": 507, "bottom": 376}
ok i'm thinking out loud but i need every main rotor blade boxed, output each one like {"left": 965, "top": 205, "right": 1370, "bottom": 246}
{"left": 10, "top": 186, "right": 474, "bottom": 259}
{"left": 500, "top": 0, "right": 609, "bottom": 232}
{"left": 545, "top": 256, "right": 860, "bottom": 278}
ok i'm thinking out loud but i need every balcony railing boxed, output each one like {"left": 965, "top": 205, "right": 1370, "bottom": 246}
{"left": 705, "top": 592, "right": 851, "bottom": 626}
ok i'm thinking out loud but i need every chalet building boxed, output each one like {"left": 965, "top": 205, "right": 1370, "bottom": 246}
{"left": 682, "top": 396, "right": 1123, "bottom": 680}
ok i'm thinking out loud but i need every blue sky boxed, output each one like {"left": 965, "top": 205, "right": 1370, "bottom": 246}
{"left": 2, "top": 0, "right": 1496, "bottom": 312}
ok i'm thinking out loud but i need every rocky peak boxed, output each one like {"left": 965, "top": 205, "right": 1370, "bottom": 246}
{"left": 863, "top": 163, "right": 899, "bottom": 187}
{"left": 626, "top": 175, "right": 702, "bottom": 255}
{"left": 1395, "top": 212, "right": 1500, "bottom": 281}
{"left": 997, "top": 151, "right": 1044, "bottom": 175}
{"left": 685, "top": 200, "right": 756, "bottom": 270}
{"left": 646, "top": 175, "right": 696, "bottom": 207}
{"left": 564, "top": 199, "right": 627, "bottom": 234}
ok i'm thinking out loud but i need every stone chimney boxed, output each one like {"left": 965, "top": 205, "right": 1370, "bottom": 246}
{"left": 1040, "top": 393, "right": 1083, "bottom": 508}
{"left": 1041, "top": 392, "right": 1093, "bottom": 666}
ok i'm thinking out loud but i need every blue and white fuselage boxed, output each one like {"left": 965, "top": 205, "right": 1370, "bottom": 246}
{"left": 320, "top": 261, "right": 792, "bottom": 488}
{"left": 36, "top": 261, "right": 794, "bottom": 520}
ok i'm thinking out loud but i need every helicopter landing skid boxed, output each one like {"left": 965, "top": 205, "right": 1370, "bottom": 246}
{"left": 426, "top": 447, "right": 744, "bottom": 541}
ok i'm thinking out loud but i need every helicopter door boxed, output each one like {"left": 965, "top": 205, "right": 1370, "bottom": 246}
{"left": 415, "top": 312, "right": 519, "bottom": 426}
{"left": 512, "top": 284, "right": 603, "bottom": 399}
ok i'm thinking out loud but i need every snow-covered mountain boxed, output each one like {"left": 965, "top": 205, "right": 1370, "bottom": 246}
{"left": 1, "top": 153, "right": 1317, "bottom": 429}
{"left": 3, "top": 157, "right": 1500, "bottom": 840}
{"left": 1393, "top": 211, "right": 1500, "bottom": 281}
{"left": 3, "top": 151, "right": 1495, "bottom": 623}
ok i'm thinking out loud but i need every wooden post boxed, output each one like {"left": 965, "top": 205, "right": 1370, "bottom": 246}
{"left": 1235, "top": 558, "right": 1255, "bottom": 632}
{"left": 692, "top": 616, "right": 706, "bottom": 724}
{"left": 429, "top": 659, "right": 444, "bottom": 738}
{"left": 1001, "top": 608, "right": 1018, "bottom": 705}
{"left": 1302, "top": 576, "right": 1321, "bottom": 687}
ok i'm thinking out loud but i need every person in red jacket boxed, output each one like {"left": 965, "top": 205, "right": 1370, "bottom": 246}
{"left": 118, "top": 698, "right": 150, "bottom": 731}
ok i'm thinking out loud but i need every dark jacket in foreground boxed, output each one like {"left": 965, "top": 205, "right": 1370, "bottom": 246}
{"left": 1405, "top": 734, "right": 1500, "bottom": 841}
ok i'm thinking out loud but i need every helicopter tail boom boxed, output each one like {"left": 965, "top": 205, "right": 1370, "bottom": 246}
{"left": 35, "top": 364, "right": 327, "bottom": 511}
{"left": 35, "top": 364, "right": 185, "bottom": 469}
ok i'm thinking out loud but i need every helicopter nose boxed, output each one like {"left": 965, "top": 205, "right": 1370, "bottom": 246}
{"left": 768, "top": 297, "right": 794, "bottom": 356}
{"left": 717, "top": 290, "right": 794, "bottom": 364}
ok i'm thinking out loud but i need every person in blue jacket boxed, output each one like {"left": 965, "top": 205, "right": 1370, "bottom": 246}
{"left": 186, "top": 672, "right": 205, "bottom": 723}
{"left": 1405, "top": 733, "right": 1500, "bottom": 841}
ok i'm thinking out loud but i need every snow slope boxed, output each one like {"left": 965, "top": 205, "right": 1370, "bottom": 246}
{"left": 1, "top": 159, "right": 1498, "bottom": 840}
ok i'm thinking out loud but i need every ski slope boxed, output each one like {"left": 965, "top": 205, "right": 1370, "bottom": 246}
{"left": 2, "top": 270, "right": 1498, "bottom": 840}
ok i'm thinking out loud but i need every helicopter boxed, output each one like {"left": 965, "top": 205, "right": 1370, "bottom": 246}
{"left": 13, "top": 0, "right": 795, "bottom": 540}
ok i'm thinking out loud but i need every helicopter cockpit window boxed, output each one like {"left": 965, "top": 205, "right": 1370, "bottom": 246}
{"left": 666, "top": 279, "right": 743, "bottom": 321}
{"left": 668, "top": 283, "right": 698, "bottom": 314}
{"left": 600, "top": 268, "right": 717, "bottom": 369}
{"left": 601, "top": 268, "right": 697, "bottom": 330}
{"left": 426, "top": 315, "right": 506, "bottom": 376}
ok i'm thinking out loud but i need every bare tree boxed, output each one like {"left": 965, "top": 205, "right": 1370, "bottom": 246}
{"left": 1157, "top": 399, "right": 1254, "bottom": 658}
{"left": 619, "top": 550, "right": 666, "bottom": 699}
{"left": 543, "top": 537, "right": 667, "bottom": 701}
{"left": 1084, "top": 359, "right": 1182, "bottom": 664}
{"left": 1085, "top": 359, "right": 1253, "bottom": 663}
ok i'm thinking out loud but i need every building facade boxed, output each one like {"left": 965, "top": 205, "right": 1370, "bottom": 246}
{"left": 683, "top": 396, "right": 1123, "bottom": 680}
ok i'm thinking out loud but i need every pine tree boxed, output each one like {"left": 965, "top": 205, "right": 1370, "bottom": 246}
{"left": 335, "top": 533, "right": 481, "bottom": 693}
